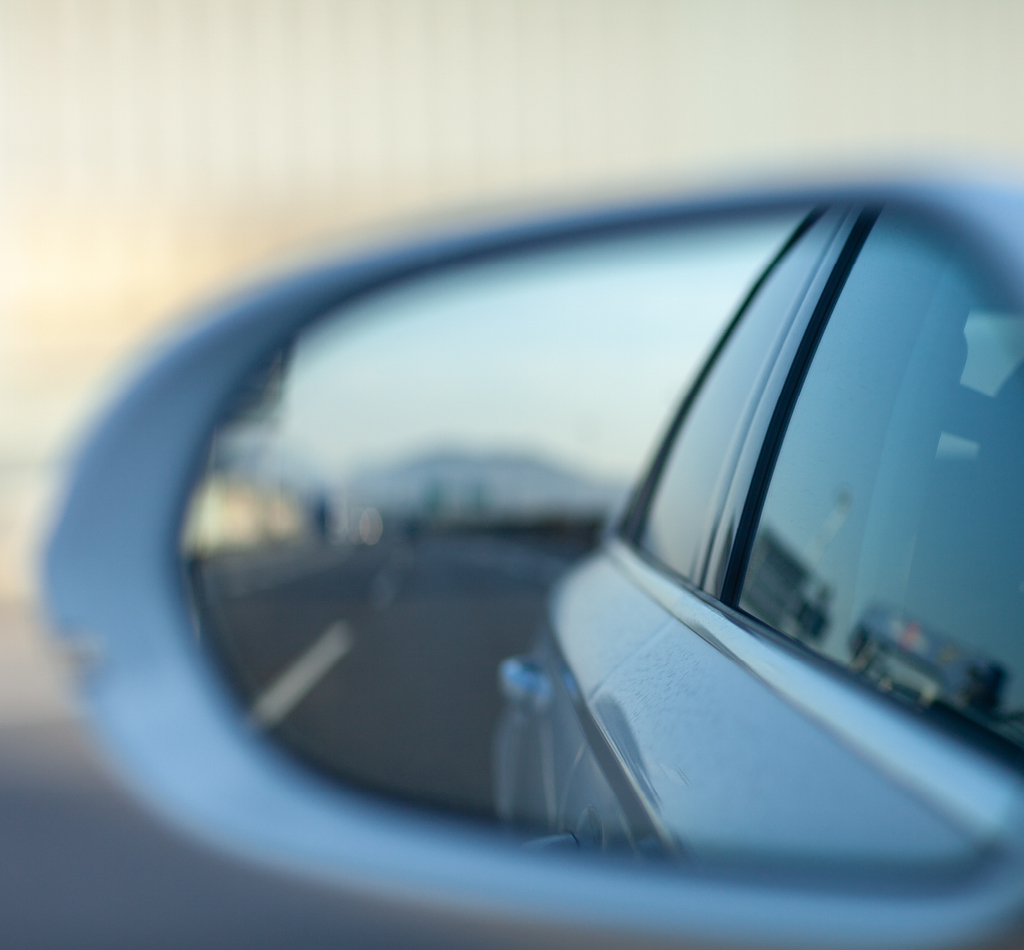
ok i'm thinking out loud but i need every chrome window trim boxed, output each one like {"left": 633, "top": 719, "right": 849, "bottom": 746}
{"left": 607, "top": 538, "right": 1023, "bottom": 842}
{"left": 699, "top": 207, "right": 861, "bottom": 595}
{"left": 617, "top": 205, "right": 828, "bottom": 545}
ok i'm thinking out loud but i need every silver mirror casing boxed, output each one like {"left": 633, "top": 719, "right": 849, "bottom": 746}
{"left": 43, "top": 181, "right": 1024, "bottom": 950}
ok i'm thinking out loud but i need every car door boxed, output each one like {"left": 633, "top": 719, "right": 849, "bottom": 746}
{"left": 500, "top": 200, "right": 1024, "bottom": 868}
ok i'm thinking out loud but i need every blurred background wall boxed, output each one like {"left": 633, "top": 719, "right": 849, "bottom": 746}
{"left": 3, "top": 0, "right": 1024, "bottom": 607}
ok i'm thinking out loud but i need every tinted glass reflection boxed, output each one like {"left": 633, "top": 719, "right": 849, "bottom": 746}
{"left": 183, "top": 215, "right": 802, "bottom": 814}
{"left": 741, "top": 208, "right": 1024, "bottom": 748}
{"left": 641, "top": 209, "right": 829, "bottom": 583}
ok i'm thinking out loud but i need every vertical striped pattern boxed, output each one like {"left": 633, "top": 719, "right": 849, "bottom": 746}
{"left": 4, "top": 1, "right": 1024, "bottom": 214}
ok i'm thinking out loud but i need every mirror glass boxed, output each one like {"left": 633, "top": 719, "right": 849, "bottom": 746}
{"left": 182, "top": 212, "right": 805, "bottom": 825}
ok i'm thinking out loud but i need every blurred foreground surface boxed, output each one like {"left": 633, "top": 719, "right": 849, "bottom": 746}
{"left": 0, "top": 609, "right": 533, "bottom": 949}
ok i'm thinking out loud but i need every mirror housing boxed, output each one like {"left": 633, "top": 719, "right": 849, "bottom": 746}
{"left": 44, "top": 180, "right": 1024, "bottom": 949}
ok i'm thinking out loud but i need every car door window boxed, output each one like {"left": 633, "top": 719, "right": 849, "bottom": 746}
{"left": 638, "top": 209, "right": 837, "bottom": 584}
{"left": 738, "top": 207, "right": 1024, "bottom": 746}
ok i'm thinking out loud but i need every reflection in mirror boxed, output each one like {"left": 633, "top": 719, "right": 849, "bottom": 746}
{"left": 182, "top": 213, "right": 804, "bottom": 829}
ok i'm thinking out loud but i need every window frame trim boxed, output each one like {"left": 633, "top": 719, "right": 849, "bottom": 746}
{"left": 717, "top": 208, "right": 880, "bottom": 607}
{"left": 616, "top": 207, "right": 825, "bottom": 545}
{"left": 620, "top": 206, "right": 862, "bottom": 596}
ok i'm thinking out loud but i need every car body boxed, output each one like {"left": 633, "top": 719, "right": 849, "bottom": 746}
{"left": 44, "top": 181, "right": 1024, "bottom": 949}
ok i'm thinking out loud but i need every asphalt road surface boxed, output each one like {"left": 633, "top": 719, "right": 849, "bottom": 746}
{"left": 190, "top": 523, "right": 598, "bottom": 816}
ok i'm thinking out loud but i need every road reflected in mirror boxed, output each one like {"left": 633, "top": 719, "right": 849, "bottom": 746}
{"left": 182, "top": 213, "right": 803, "bottom": 836}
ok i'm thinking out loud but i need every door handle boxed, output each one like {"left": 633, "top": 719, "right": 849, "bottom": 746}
{"left": 498, "top": 656, "right": 552, "bottom": 710}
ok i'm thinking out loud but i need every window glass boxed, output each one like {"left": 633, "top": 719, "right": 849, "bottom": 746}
{"left": 641, "top": 211, "right": 831, "bottom": 582}
{"left": 740, "top": 208, "right": 1024, "bottom": 745}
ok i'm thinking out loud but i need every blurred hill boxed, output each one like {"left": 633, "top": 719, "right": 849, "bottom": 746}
{"left": 345, "top": 451, "right": 625, "bottom": 521}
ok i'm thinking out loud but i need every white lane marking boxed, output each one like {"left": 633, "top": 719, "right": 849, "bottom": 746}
{"left": 250, "top": 621, "right": 353, "bottom": 728}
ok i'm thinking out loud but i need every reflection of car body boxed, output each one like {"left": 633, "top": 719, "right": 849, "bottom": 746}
{"left": 495, "top": 200, "right": 1024, "bottom": 864}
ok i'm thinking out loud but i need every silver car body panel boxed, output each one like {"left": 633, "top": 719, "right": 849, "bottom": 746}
{"left": 541, "top": 547, "right": 1006, "bottom": 862}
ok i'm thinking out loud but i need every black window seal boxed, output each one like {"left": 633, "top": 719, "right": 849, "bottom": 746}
{"left": 617, "top": 207, "right": 825, "bottom": 546}
{"left": 718, "top": 207, "right": 880, "bottom": 608}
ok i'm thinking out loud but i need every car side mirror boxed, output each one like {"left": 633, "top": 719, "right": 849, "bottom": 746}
{"left": 43, "top": 183, "right": 1024, "bottom": 949}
